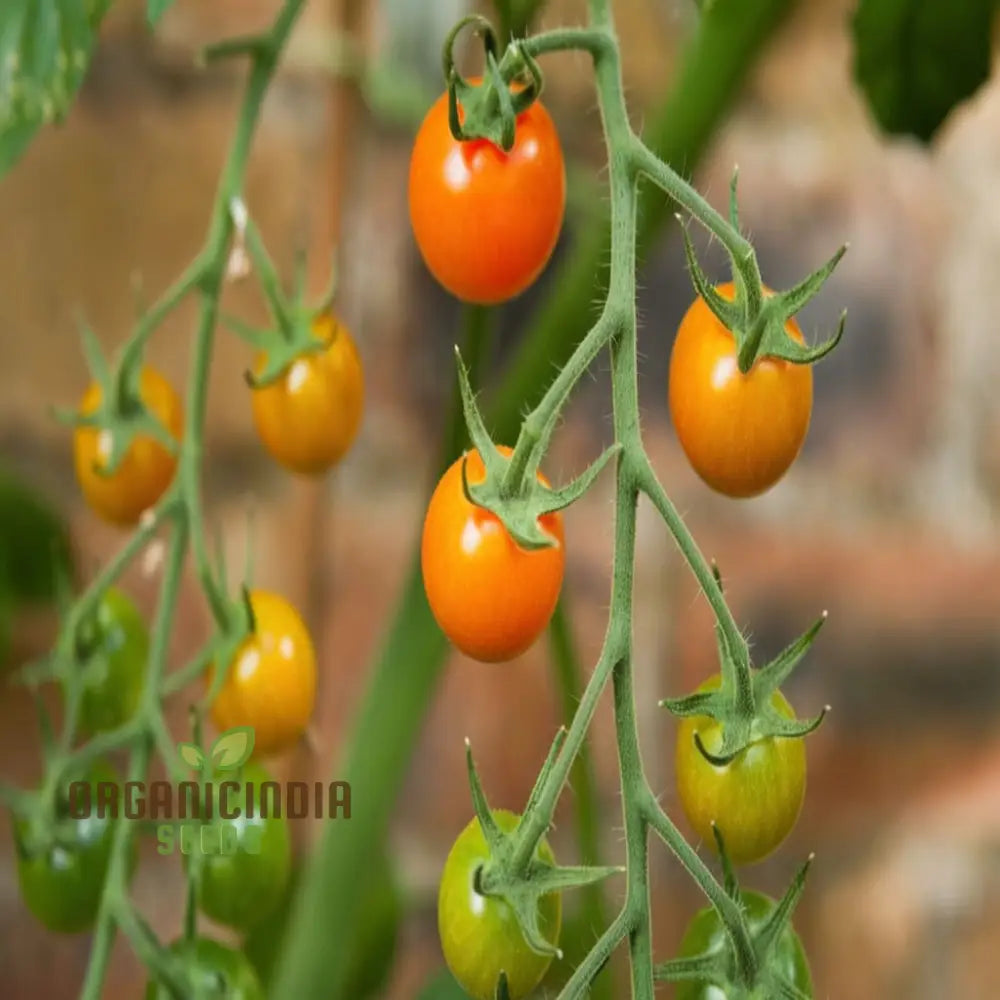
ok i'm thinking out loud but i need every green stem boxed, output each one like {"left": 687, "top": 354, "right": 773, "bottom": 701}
{"left": 557, "top": 908, "right": 631, "bottom": 998}
{"left": 643, "top": 794, "right": 757, "bottom": 983}
{"left": 636, "top": 460, "right": 750, "bottom": 684}
{"left": 547, "top": 600, "right": 611, "bottom": 999}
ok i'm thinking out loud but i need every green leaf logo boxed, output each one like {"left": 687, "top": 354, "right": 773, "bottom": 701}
{"left": 178, "top": 743, "right": 206, "bottom": 771}
{"left": 210, "top": 727, "right": 255, "bottom": 771}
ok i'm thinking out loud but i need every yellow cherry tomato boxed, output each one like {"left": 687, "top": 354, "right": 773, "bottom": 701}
{"left": 211, "top": 591, "right": 317, "bottom": 756}
{"left": 250, "top": 313, "right": 364, "bottom": 475}
{"left": 73, "top": 367, "right": 183, "bottom": 525}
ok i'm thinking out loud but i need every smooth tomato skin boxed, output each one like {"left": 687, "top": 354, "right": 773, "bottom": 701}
{"left": 408, "top": 87, "right": 566, "bottom": 304}
{"left": 251, "top": 313, "right": 364, "bottom": 475}
{"left": 73, "top": 366, "right": 183, "bottom": 524}
{"left": 145, "top": 937, "right": 264, "bottom": 1000}
{"left": 15, "top": 759, "right": 121, "bottom": 933}
{"left": 192, "top": 763, "right": 292, "bottom": 931}
{"left": 675, "top": 675, "right": 806, "bottom": 866}
{"left": 73, "top": 587, "right": 149, "bottom": 734}
{"left": 438, "top": 810, "right": 562, "bottom": 1000}
{"left": 421, "top": 448, "right": 565, "bottom": 662}
{"left": 668, "top": 284, "right": 812, "bottom": 498}
{"left": 210, "top": 590, "right": 317, "bottom": 756}
{"left": 675, "top": 890, "right": 813, "bottom": 999}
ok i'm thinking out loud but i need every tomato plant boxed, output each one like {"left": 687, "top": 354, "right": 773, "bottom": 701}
{"left": 674, "top": 890, "right": 812, "bottom": 999}
{"left": 210, "top": 590, "right": 317, "bottom": 756}
{"left": 675, "top": 674, "right": 806, "bottom": 866}
{"left": 71, "top": 586, "right": 148, "bottom": 734}
{"left": 0, "top": 1, "right": 848, "bottom": 996}
{"left": 408, "top": 84, "right": 565, "bottom": 304}
{"left": 421, "top": 447, "right": 565, "bottom": 662}
{"left": 14, "top": 759, "right": 121, "bottom": 934}
{"left": 145, "top": 937, "right": 264, "bottom": 1000}
{"left": 251, "top": 312, "right": 364, "bottom": 475}
{"left": 668, "top": 283, "right": 813, "bottom": 498}
{"left": 190, "top": 762, "right": 292, "bottom": 931}
{"left": 73, "top": 366, "right": 183, "bottom": 525}
{"left": 438, "top": 810, "right": 562, "bottom": 1000}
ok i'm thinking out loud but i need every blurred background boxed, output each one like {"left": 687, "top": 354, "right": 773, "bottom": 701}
{"left": 2, "top": 0, "right": 1000, "bottom": 996}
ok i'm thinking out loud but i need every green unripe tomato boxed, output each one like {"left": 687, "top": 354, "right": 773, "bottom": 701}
{"left": 675, "top": 890, "right": 813, "bottom": 999}
{"left": 144, "top": 937, "right": 264, "bottom": 1000}
{"left": 438, "top": 810, "right": 562, "bottom": 1000}
{"left": 189, "top": 762, "right": 291, "bottom": 931}
{"left": 72, "top": 587, "right": 149, "bottom": 733}
{"left": 15, "top": 758, "right": 123, "bottom": 933}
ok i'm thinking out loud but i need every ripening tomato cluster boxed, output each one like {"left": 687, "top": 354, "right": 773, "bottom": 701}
{"left": 73, "top": 312, "right": 364, "bottom": 527}
{"left": 27, "top": 308, "right": 363, "bottom": 972}
{"left": 407, "top": 79, "right": 820, "bottom": 999}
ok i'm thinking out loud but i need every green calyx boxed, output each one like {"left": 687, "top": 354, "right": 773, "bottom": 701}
{"left": 54, "top": 317, "right": 177, "bottom": 478}
{"left": 455, "top": 346, "right": 618, "bottom": 550}
{"left": 464, "top": 739, "right": 622, "bottom": 960}
{"left": 655, "top": 829, "right": 813, "bottom": 999}
{"left": 679, "top": 168, "right": 847, "bottom": 375}
{"left": 661, "top": 611, "right": 829, "bottom": 766}
{"left": 220, "top": 201, "right": 339, "bottom": 389}
{"left": 441, "top": 14, "right": 543, "bottom": 151}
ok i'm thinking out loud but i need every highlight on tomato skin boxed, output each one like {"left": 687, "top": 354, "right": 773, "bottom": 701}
{"left": 408, "top": 84, "right": 566, "bottom": 305}
{"left": 668, "top": 283, "right": 813, "bottom": 499}
{"left": 437, "top": 810, "right": 562, "bottom": 1000}
{"left": 420, "top": 447, "right": 565, "bottom": 663}
{"left": 73, "top": 366, "right": 184, "bottom": 526}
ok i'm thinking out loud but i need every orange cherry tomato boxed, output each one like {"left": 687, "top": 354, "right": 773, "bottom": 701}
{"left": 250, "top": 313, "right": 364, "bottom": 475}
{"left": 211, "top": 591, "right": 317, "bottom": 756}
{"left": 73, "top": 367, "right": 183, "bottom": 525}
{"left": 421, "top": 448, "right": 565, "bottom": 662}
{"left": 668, "top": 283, "right": 812, "bottom": 498}
{"left": 408, "top": 85, "right": 566, "bottom": 304}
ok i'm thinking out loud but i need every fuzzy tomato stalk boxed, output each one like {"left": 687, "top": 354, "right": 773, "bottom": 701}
{"left": 73, "top": 367, "right": 183, "bottom": 525}
{"left": 668, "top": 284, "right": 812, "bottom": 498}
{"left": 408, "top": 85, "right": 566, "bottom": 304}
{"left": 421, "top": 448, "right": 564, "bottom": 662}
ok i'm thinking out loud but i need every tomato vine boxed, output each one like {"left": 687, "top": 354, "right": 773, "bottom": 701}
{"left": 0, "top": 0, "right": 842, "bottom": 996}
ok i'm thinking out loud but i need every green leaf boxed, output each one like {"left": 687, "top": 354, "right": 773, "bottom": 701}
{"left": 416, "top": 969, "right": 469, "bottom": 1000}
{"left": 178, "top": 743, "right": 206, "bottom": 771}
{"left": 852, "top": 0, "right": 1000, "bottom": 143}
{"left": 210, "top": 726, "right": 255, "bottom": 770}
{"left": 0, "top": 467, "right": 72, "bottom": 606}
{"left": 0, "top": 0, "right": 112, "bottom": 178}
{"left": 146, "top": 0, "right": 174, "bottom": 26}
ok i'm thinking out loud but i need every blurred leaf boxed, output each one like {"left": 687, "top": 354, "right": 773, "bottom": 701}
{"left": 0, "top": 0, "right": 112, "bottom": 178}
{"left": 0, "top": 467, "right": 72, "bottom": 606}
{"left": 247, "top": 855, "right": 401, "bottom": 999}
{"left": 0, "top": 582, "right": 11, "bottom": 668}
{"left": 146, "top": 0, "right": 174, "bottom": 26}
{"left": 416, "top": 968, "right": 469, "bottom": 1000}
{"left": 852, "top": 0, "right": 999, "bottom": 142}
